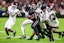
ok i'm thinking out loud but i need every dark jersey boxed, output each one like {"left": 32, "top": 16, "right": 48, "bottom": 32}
{"left": 29, "top": 11, "right": 39, "bottom": 22}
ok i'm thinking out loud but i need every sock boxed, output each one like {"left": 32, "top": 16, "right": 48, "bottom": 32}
{"left": 5, "top": 28, "right": 9, "bottom": 36}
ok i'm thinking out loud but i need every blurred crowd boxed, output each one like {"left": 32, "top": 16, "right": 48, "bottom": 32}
{"left": 0, "top": 0, "right": 64, "bottom": 17}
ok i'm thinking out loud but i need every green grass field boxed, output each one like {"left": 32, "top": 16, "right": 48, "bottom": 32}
{"left": 0, "top": 18, "right": 64, "bottom": 43}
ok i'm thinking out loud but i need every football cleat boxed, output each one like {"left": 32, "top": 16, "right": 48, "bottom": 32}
{"left": 7, "top": 36, "right": 11, "bottom": 39}
{"left": 62, "top": 31, "right": 64, "bottom": 37}
{"left": 20, "top": 35, "right": 26, "bottom": 39}
{"left": 13, "top": 31, "right": 16, "bottom": 37}
{"left": 36, "top": 35, "right": 40, "bottom": 41}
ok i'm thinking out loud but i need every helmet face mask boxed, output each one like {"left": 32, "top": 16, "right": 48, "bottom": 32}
{"left": 11, "top": 2, "right": 17, "bottom": 10}
{"left": 12, "top": 5, "right": 17, "bottom": 10}
{"left": 41, "top": 6, "right": 46, "bottom": 12}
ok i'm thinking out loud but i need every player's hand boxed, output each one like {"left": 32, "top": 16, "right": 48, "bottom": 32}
{"left": 26, "top": 15, "right": 31, "bottom": 19}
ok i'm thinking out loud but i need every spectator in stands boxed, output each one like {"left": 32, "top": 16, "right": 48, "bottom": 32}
{"left": 60, "top": 0, "right": 64, "bottom": 15}
{"left": 0, "top": 2, "right": 2, "bottom": 16}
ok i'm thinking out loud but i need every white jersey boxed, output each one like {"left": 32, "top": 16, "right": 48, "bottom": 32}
{"left": 22, "top": 9, "right": 28, "bottom": 17}
{"left": 45, "top": 9, "right": 50, "bottom": 21}
{"left": 35, "top": 8, "right": 44, "bottom": 22}
{"left": 8, "top": 5, "right": 19, "bottom": 22}
{"left": 49, "top": 10, "right": 59, "bottom": 27}
{"left": 37, "top": 8, "right": 50, "bottom": 22}
{"left": 5, "top": 5, "right": 20, "bottom": 29}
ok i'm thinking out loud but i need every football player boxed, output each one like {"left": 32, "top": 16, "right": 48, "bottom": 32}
{"left": 5, "top": 2, "right": 21, "bottom": 39}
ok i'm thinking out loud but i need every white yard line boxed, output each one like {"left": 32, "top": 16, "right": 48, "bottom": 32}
{"left": 0, "top": 31, "right": 5, "bottom": 33}
{"left": 0, "top": 36, "right": 30, "bottom": 39}
{"left": 0, "top": 31, "right": 61, "bottom": 40}
{"left": 0, "top": 36, "right": 61, "bottom": 40}
{"left": 54, "top": 37, "right": 61, "bottom": 40}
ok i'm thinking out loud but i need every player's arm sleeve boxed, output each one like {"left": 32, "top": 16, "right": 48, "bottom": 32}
{"left": 17, "top": 10, "right": 22, "bottom": 16}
